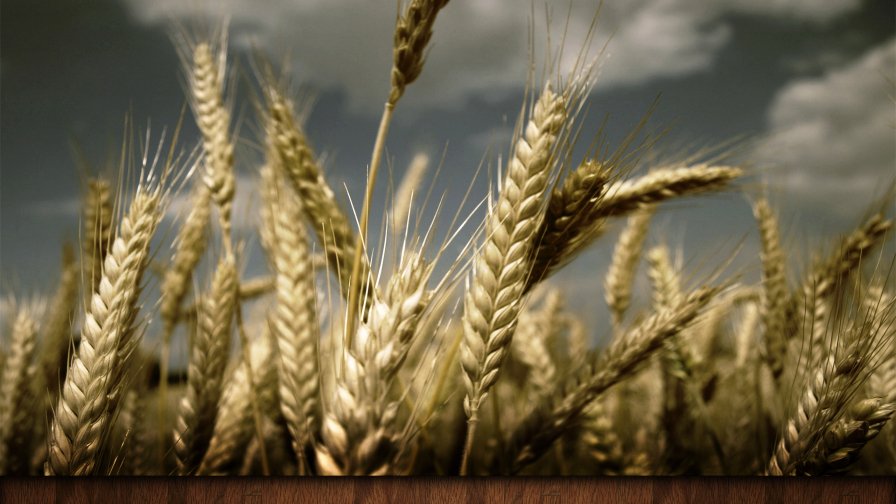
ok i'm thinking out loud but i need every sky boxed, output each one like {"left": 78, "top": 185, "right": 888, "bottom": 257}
{"left": 1, "top": 0, "right": 894, "bottom": 325}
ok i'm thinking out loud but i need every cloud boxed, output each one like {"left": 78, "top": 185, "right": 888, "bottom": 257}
{"left": 752, "top": 38, "right": 895, "bottom": 216}
{"left": 165, "top": 173, "right": 261, "bottom": 234}
{"left": 120, "top": 0, "right": 861, "bottom": 114}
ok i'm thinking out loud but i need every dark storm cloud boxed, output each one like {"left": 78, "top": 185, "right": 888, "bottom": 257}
{"left": 1, "top": 0, "right": 893, "bottom": 302}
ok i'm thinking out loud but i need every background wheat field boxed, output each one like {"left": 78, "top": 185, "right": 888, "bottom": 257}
{"left": 0, "top": 0, "right": 894, "bottom": 476}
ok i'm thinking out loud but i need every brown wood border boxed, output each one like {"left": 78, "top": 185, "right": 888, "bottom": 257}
{"left": 2, "top": 477, "right": 894, "bottom": 504}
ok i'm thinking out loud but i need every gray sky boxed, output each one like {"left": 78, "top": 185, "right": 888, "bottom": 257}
{"left": 1, "top": 0, "right": 894, "bottom": 320}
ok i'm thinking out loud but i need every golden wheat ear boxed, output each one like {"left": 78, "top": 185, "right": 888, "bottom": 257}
{"left": 48, "top": 183, "right": 165, "bottom": 476}
{"left": 459, "top": 82, "right": 568, "bottom": 475}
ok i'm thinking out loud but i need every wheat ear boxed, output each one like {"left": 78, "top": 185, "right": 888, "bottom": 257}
{"left": 647, "top": 245, "right": 701, "bottom": 470}
{"left": 266, "top": 89, "right": 367, "bottom": 299}
{"left": 316, "top": 252, "right": 432, "bottom": 475}
{"left": 459, "top": 83, "right": 567, "bottom": 474}
{"left": 506, "top": 286, "right": 719, "bottom": 473}
{"left": 158, "top": 182, "right": 212, "bottom": 451}
{"left": 581, "top": 403, "right": 626, "bottom": 475}
{"left": 529, "top": 165, "right": 740, "bottom": 286}
{"left": 191, "top": 41, "right": 235, "bottom": 245}
{"left": 346, "top": 0, "right": 451, "bottom": 344}
{"left": 82, "top": 177, "right": 115, "bottom": 294}
{"left": 604, "top": 207, "right": 654, "bottom": 328}
{"left": 198, "top": 333, "right": 278, "bottom": 475}
{"left": 47, "top": 187, "right": 162, "bottom": 475}
{"left": 160, "top": 183, "right": 212, "bottom": 339}
{"left": 810, "top": 397, "right": 895, "bottom": 474}
{"left": 753, "top": 197, "right": 790, "bottom": 379}
{"left": 40, "top": 245, "right": 79, "bottom": 399}
{"left": 174, "top": 254, "right": 237, "bottom": 475}
{"left": 600, "top": 165, "right": 742, "bottom": 217}
{"left": 529, "top": 160, "right": 608, "bottom": 287}
{"left": 389, "top": 0, "right": 451, "bottom": 105}
{"left": 798, "top": 214, "right": 892, "bottom": 364}
{"left": 0, "top": 306, "right": 39, "bottom": 474}
{"left": 766, "top": 304, "right": 889, "bottom": 476}
{"left": 259, "top": 165, "right": 320, "bottom": 470}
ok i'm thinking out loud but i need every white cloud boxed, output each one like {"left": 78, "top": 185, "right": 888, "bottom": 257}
{"left": 121, "top": 0, "right": 861, "bottom": 114}
{"left": 752, "top": 38, "right": 896, "bottom": 216}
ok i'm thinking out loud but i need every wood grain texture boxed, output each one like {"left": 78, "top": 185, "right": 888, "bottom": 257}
{"left": 2, "top": 478, "right": 894, "bottom": 504}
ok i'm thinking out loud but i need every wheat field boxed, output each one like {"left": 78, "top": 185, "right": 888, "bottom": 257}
{"left": 1, "top": 0, "right": 894, "bottom": 477}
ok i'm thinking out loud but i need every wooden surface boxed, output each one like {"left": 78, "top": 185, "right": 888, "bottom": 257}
{"left": 2, "top": 477, "right": 894, "bottom": 504}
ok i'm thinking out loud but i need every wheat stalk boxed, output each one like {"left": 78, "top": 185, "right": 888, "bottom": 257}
{"left": 0, "top": 306, "right": 39, "bottom": 474}
{"left": 529, "top": 160, "right": 608, "bottom": 286}
{"left": 604, "top": 207, "right": 654, "bottom": 328}
{"left": 265, "top": 89, "right": 367, "bottom": 299}
{"left": 198, "top": 334, "right": 278, "bottom": 475}
{"left": 753, "top": 197, "right": 790, "bottom": 379}
{"left": 47, "top": 186, "right": 162, "bottom": 475}
{"left": 40, "top": 245, "right": 79, "bottom": 399}
{"left": 82, "top": 178, "right": 115, "bottom": 294}
{"left": 174, "top": 254, "right": 237, "bottom": 475}
{"left": 345, "top": 0, "right": 451, "bottom": 346}
{"left": 190, "top": 40, "right": 235, "bottom": 246}
{"left": 459, "top": 83, "right": 567, "bottom": 474}
{"left": 316, "top": 251, "right": 432, "bottom": 475}
{"left": 505, "top": 285, "right": 719, "bottom": 473}
{"left": 259, "top": 165, "right": 320, "bottom": 471}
